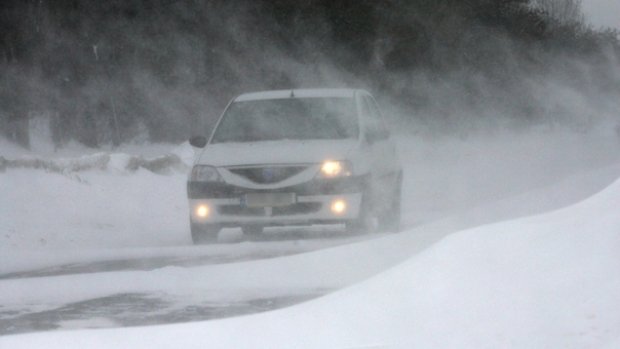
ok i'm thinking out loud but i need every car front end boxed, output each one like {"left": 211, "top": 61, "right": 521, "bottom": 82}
{"left": 188, "top": 159, "right": 367, "bottom": 228}
{"left": 187, "top": 88, "right": 400, "bottom": 243}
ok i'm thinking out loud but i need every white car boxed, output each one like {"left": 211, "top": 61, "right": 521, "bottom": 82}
{"left": 188, "top": 88, "right": 402, "bottom": 243}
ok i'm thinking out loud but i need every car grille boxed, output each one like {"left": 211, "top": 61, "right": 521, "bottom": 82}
{"left": 218, "top": 202, "right": 321, "bottom": 216}
{"left": 229, "top": 166, "right": 307, "bottom": 184}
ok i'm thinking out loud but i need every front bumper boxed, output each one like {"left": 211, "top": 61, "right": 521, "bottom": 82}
{"left": 188, "top": 176, "right": 367, "bottom": 226}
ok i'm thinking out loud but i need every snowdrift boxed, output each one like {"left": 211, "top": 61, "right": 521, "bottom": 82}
{"left": 0, "top": 153, "right": 188, "bottom": 175}
{"left": 0, "top": 141, "right": 196, "bottom": 249}
{"left": 2, "top": 178, "right": 619, "bottom": 347}
{"left": 0, "top": 135, "right": 194, "bottom": 175}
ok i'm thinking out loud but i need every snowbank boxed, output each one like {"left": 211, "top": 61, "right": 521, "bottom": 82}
{"left": 0, "top": 140, "right": 194, "bottom": 250}
{"left": 0, "top": 135, "right": 195, "bottom": 174}
{"left": 0, "top": 168, "right": 190, "bottom": 249}
{"left": 0, "top": 152, "right": 188, "bottom": 175}
{"left": 2, "top": 175, "right": 619, "bottom": 347}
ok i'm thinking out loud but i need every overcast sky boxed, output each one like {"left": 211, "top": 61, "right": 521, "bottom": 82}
{"left": 581, "top": 0, "right": 620, "bottom": 29}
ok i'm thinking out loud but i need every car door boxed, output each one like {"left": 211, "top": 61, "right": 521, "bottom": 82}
{"left": 358, "top": 94, "right": 400, "bottom": 208}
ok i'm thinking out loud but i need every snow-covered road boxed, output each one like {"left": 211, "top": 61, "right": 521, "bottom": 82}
{"left": 1, "top": 128, "right": 619, "bottom": 342}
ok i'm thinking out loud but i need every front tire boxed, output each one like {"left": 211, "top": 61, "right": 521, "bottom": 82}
{"left": 378, "top": 178, "right": 402, "bottom": 233}
{"left": 346, "top": 191, "right": 378, "bottom": 234}
{"left": 190, "top": 222, "right": 221, "bottom": 244}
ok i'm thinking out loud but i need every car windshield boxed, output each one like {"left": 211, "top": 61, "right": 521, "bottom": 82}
{"left": 211, "top": 97, "right": 358, "bottom": 143}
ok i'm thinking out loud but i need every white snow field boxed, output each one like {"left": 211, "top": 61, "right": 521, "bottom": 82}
{"left": 1, "top": 126, "right": 620, "bottom": 347}
{"left": 4, "top": 172, "right": 619, "bottom": 348}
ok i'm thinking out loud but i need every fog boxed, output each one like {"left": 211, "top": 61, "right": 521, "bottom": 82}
{"left": 1, "top": 1, "right": 619, "bottom": 146}
{"left": 582, "top": 0, "right": 620, "bottom": 29}
{"left": 1, "top": 0, "right": 620, "bottom": 341}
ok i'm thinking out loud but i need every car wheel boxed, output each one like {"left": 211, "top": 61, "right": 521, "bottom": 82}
{"left": 190, "top": 222, "right": 221, "bottom": 244}
{"left": 378, "top": 178, "right": 402, "bottom": 233}
{"left": 241, "top": 225, "right": 264, "bottom": 235}
{"left": 346, "top": 191, "right": 378, "bottom": 234}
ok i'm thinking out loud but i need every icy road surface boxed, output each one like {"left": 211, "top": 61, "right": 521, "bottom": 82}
{"left": 1, "top": 129, "right": 619, "bottom": 335}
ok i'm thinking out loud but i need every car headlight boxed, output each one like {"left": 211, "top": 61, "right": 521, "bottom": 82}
{"left": 317, "top": 160, "right": 353, "bottom": 178}
{"left": 191, "top": 165, "right": 223, "bottom": 182}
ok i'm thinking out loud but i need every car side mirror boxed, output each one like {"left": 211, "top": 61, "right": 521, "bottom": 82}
{"left": 189, "top": 136, "right": 207, "bottom": 148}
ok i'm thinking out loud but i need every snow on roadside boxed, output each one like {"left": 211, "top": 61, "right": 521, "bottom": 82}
{"left": 1, "top": 129, "right": 619, "bottom": 279}
{"left": 0, "top": 151, "right": 189, "bottom": 175}
{"left": 1, "top": 129, "right": 620, "bottom": 347}
{"left": 2, "top": 162, "right": 617, "bottom": 325}
{"left": 3, "top": 174, "right": 618, "bottom": 348}
{"left": 0, "top": 139, "right": 194, "bottom": 250}
{"left": 0, "top": 168, "right": 190, "bottom": 249}
{"left": 397, "top": 127, "right": 620, "bottom": 225}
{"left": 0, "top": 226, "right": 443, "bottom": 310}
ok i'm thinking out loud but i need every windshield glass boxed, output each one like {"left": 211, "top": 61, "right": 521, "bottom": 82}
{"left": 211, "top": 97, "right": 358, "bottom": 143}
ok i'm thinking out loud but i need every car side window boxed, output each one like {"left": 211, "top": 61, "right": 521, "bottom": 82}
{"left": 361, "top": 96, "right": 389, "bottom": 141}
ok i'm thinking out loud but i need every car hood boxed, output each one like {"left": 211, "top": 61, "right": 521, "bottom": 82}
{"left": 196, "top": 139, "right": 358, "bottom": 167}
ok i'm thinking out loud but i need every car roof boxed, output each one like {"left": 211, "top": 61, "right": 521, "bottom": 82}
{"left": 234, "top": 88, "right": 366, "bottom": 102}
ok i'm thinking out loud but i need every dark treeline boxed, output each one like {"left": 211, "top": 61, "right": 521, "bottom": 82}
{"left": 1, "top": 0, "right": 618, "bottom": 147}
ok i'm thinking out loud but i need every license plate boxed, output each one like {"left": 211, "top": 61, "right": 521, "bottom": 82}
{"left": 243, "top": 193, "right": 295, "bottom": 207}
